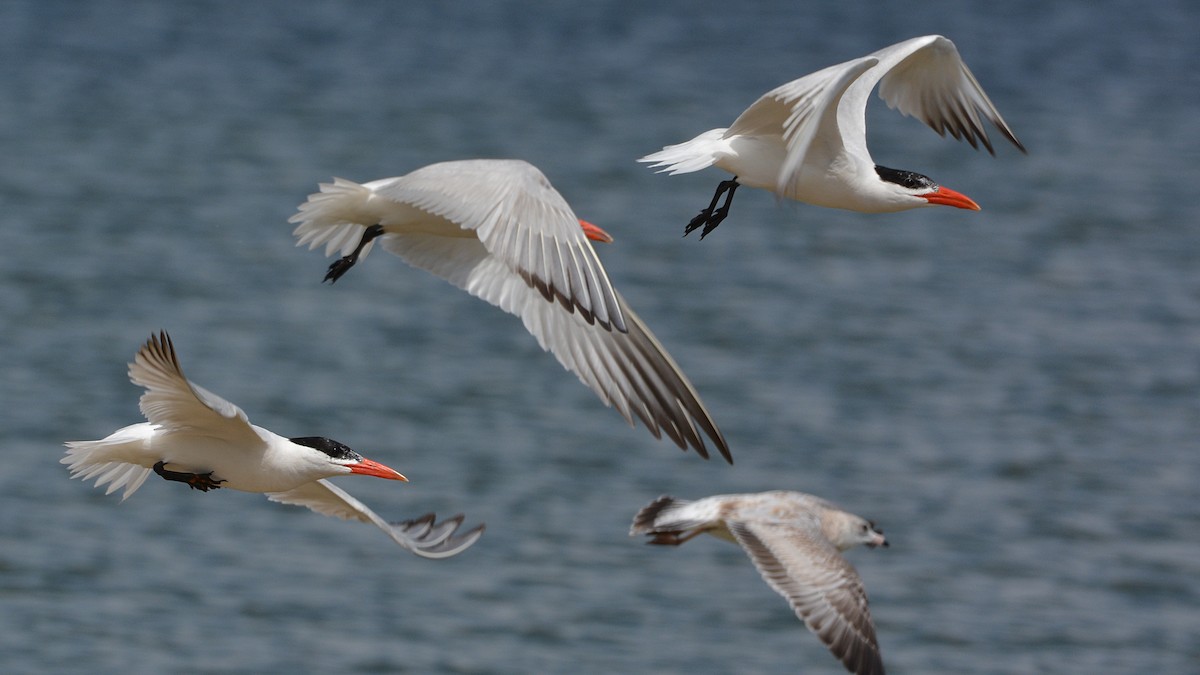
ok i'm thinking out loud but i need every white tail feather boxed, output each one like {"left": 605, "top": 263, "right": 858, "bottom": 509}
{"left": 638, "top": 128, "right": 728, "bottom": 175}
{"left": 62, "top": 423, "right": 156, "bottom": 501}
{"left": 288, "top": 177, "right": 377, "bottom": 259}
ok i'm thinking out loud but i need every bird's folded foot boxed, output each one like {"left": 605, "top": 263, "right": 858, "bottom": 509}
{"left": 153, "top": 461, "right": 225, "bottom": 492}
{"left": 700, "top": 206, "right": 733, "bottom": 239}
{"left": 324, "top": 256, "right": 358, "bottom": 283}
{"left": 684, "top": 209, "right": 730, "bottom": 239}
{"left": 684, "top": 210, "right": 717, "bottom": 238}
{"left": 683, "top": 179, "right": 739, "bottom": 239}
{"left": 323, "top": 224, "right": 386, "bottom": 283}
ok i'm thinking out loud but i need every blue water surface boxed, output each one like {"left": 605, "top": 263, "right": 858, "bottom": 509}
{"left": 1, "top": 1, "right": 1197, "bottom": 673}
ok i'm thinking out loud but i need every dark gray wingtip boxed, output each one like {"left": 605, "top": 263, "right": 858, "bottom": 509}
{"left": 389, "top": 513, "right": 486, "bottom": 559}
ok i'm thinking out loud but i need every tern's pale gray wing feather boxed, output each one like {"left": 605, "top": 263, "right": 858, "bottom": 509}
{"left": 873, "top": 35, "right": 1024, "bottom": 155}
{"left": 266, "top": 479, "right": 484, "bottom": 559}
{"left": 380, "top": 233, "right": 730, "bottom": 462}
{"left": 386, "top": 512, "right": 484, "bottom": 556}
{"left": 127, "top": 331, "right": 262, "bottom": 447}
{"left": 727, "top": 57, "right": 879, "bottom": 194}
{"left": 372, "top": 159, "right": 626, "bottom": 332}
{"left": 729, "top": 520, "right": 884, "bottom": 675}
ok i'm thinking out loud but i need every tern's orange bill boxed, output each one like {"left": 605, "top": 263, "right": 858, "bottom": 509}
{"left": 350, "top": 458, "right": 408, "bottom": 481}
{"left": 922, "top": 185, "right": 980, "bottom": 211}
{"left": 579, "top": 219, "right": 614, "bottom": 244}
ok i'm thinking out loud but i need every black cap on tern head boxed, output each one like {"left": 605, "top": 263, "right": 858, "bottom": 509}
{"left": 289, "top": 436, "right": 361, "bottom": 462}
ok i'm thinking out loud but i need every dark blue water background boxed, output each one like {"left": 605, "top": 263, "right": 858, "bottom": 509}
{"left": 2, "top": 1, "right": 1197, "bottom": 673}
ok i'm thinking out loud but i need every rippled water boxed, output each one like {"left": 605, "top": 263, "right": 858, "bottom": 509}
{"left": 2, "top": 1, "right": 1198, "bottom": 673}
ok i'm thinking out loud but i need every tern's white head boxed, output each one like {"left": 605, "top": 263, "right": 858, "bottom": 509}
{"left": 288, "top": 436, "right": 408, "bottom": 481}
{"left": 874, "top": 164, "right": 980, "bottom": 212}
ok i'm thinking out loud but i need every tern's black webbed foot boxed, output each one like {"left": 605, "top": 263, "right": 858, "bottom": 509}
{"left": 684, "top": 211, "right": 714, "bottom": 238}
{"left": 324, "top": 224, "right": 386, "bottom": 283}
{"left": 685, "top": 208, "right": 732, "bottom": 239}
{"left": 682, "top": 179, "right": 739, "bottom": 239}
{"left": 153, "top": 461, "right": 225, "bottom": 492}
{"left": 324, "top": 258, "right": 356, "bottom": 284}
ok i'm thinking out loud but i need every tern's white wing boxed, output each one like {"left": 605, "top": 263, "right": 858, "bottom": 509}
{"left": 373, "top": 159, "right": 626, "bottom": 332}
{"left": 267, "top": 479, "right": 484, "bottom": 559}
{"left": 379, "top": 233, "right": 730, "bottom": 462}
{"left": 127, "top": 332, "right": 262, "bottom": 447}
{"left": 290, "top": 159, "right": 729, "bottom": 460}
{"left": 726, "top": 57, "right": 879, "bottom": 197}
{"left": 859, "top": 35, "right": 1025, "bottom": 156}
{"left": 728, "top": 519, "right": 883, "bottom": 675}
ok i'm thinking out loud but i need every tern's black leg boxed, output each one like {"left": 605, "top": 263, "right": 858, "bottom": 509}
{"left": 324, "top": 224, "right": 386, "bottom": 283}
{"left": 153, "top": 461, "right": 225, "bottom": 492}
{"left": 683, "top": 178, "right": 740, "bottom": 239}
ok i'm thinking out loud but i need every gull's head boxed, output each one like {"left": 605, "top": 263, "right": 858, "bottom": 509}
{"left": 855, "top": 518, "right": 889, "bottom": 549}
{"left": 875, "top": 165, "right": 980, "bottom": 211}
{"left": 829, "top": 513, "right": 889, "bottom": 551}
{"left": 289, "top": 436, "right": 408, "bottom": 481}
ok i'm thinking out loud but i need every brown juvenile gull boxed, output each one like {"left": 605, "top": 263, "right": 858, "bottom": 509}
{"left": 631, "top": 491, "right": 888, "bottom": 674}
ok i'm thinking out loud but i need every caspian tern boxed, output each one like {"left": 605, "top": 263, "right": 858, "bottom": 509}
{"left": 63, "top": 331, "right": 484, "bottom": 559}
{"left": 290, "top": 158, "right": 731, "bottom": 463}
{"left": 631, "top": 491, "right": 888, "bottom": 675}
{"left": 640, "top": 35, "right": 1026, "bottom": 238}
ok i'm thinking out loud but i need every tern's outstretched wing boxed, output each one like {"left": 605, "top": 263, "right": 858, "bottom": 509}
{"left": 267, "top": 479, "right": 484, "bottom": 559}
{"left": 128, "top": 331, "right": 262, "bottom": 448}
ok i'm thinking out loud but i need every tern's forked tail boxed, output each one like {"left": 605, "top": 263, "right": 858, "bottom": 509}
{"left": 62, "top": 422, "right": 156, "bottom": 501}
{"left": 289, "top": 177, "right": 379, "bottom": 260}
{"left": 638, "top": 128, "right": 727, "bottom": 175}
